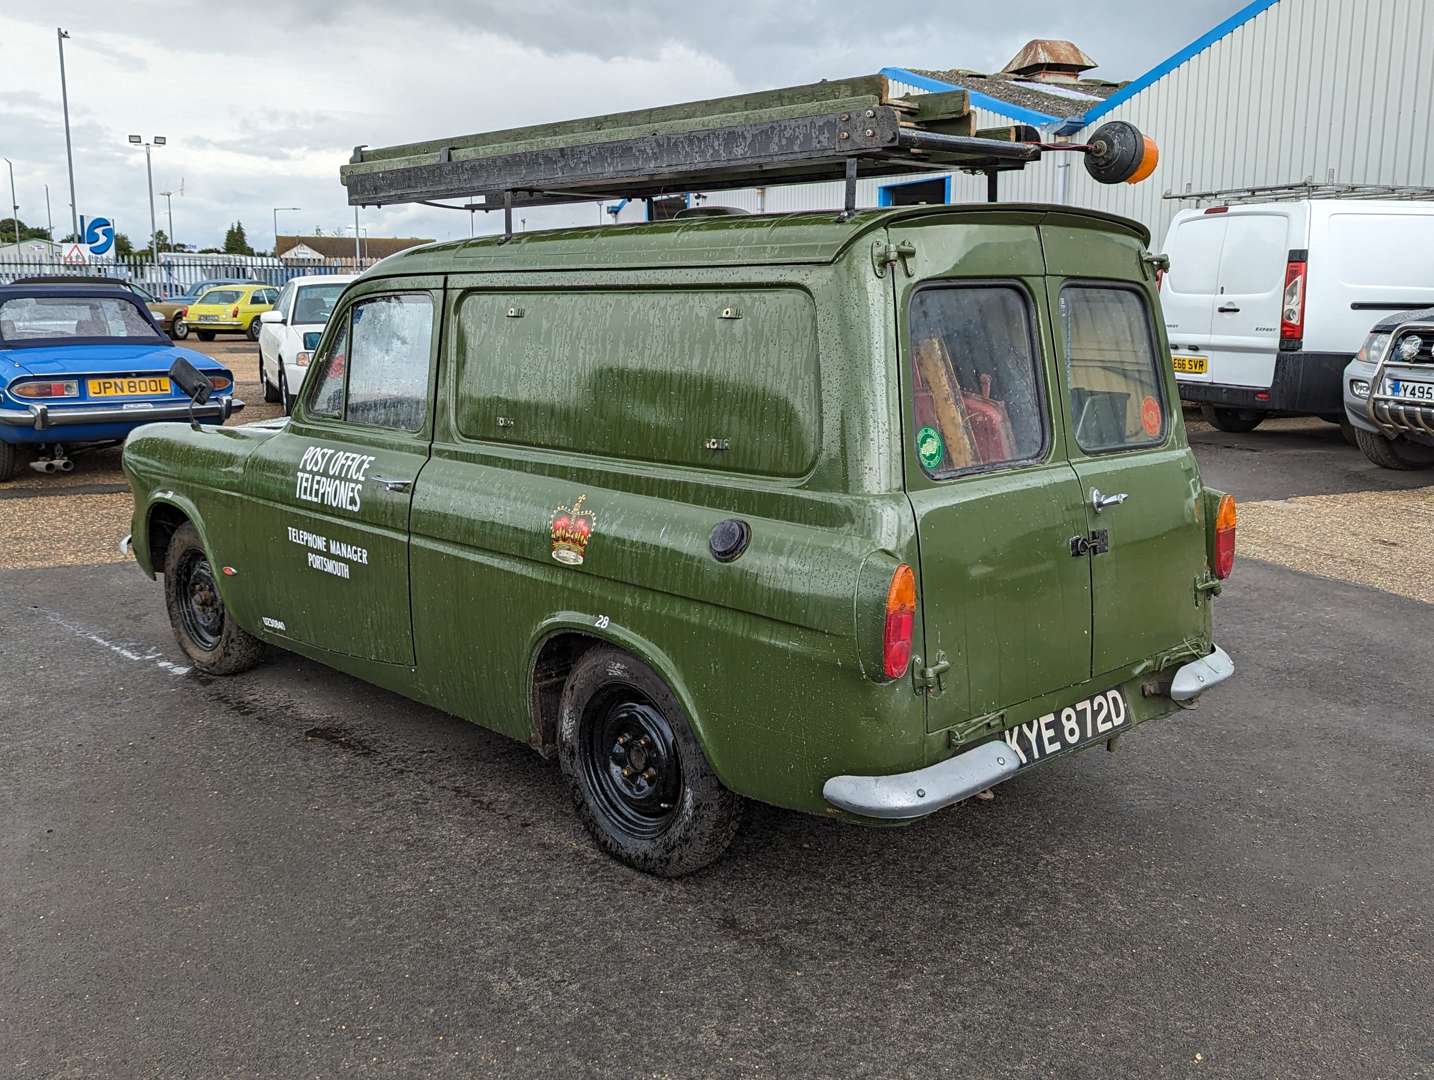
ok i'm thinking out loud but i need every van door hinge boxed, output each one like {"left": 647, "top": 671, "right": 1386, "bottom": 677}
{"left": 912, "top": 651, "right": 950, "bottom": 696}
{"left": 871, "top": 239, "right": 917, "bottom": 278}
{"left": 1194, "top": 572, "right": 1223, "bottom": 604}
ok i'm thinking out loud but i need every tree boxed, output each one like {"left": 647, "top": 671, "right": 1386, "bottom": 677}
{"left": 150, "top": 229, "right": 174, "bottom": 254}
{"left": 112, "top": 232, "right": 136, "bottom": 258}
{"left": 0, "top": 217, "right": 53, "bottom": 244}
{"left": 223, "top": 221, "right": 253, "bottom": 256}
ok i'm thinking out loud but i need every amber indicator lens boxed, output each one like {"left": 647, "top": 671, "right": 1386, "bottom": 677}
{"left": 1214, "top": 495, "right": 1237, "bottom": 579}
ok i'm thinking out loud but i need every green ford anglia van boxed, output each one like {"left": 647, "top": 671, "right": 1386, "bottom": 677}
{"left": 122, "top": 203, "right": 1236, "bottom": 874}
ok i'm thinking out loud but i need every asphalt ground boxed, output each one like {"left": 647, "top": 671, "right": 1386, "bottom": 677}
{"left": 2, "top": 344, "right": 1432, "bottom": 1077}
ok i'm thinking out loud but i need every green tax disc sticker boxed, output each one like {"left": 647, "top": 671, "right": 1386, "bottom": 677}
{"left": 916, "top": 425, "right": 945, "bottom": 469}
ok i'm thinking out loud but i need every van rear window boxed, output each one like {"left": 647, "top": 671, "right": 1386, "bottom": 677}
{"left": 907, "top": 285, "right": 1046, "bottom": 477}
{"left": 1059, "top": 285, "right": 1166, "bottom": 452}
{"left": 453, "top": 288, "right": 820, "bottom": 476}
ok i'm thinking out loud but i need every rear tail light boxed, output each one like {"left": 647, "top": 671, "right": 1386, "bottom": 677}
{"left": 882, "top": 564, "right": 916, "bottom": 678}
{"left": 1280, "top": 255, "right": 1307, "bottom": 341}
{"left": 177, "top": 306, "right": 188, "bottom": 318}
{"left": 231, "top": 305, "right": 240, "bottom": 318}
{"left": 209, "top": 376, "right": 232, "bottom": 392}
{"left": 1203, "top": 205, "right": 1230, "bottom": 214}
{"left": 1214, "top": 495, "right": 1237, "bottom": 579}
{"left": 11, "top": 379, "right": 79, "bottom": 399}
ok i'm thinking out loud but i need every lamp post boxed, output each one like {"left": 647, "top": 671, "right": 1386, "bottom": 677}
{"left": 272, "top": 206, "right": 300, "bottom": 257}
{"left": 128, "top": 134, "right": 166, "bottom": 264}
{"left": 45, "top": 183, "right": 53, "bottom": 241}
{"left": 58, "top": 29, "right": 78, "bottom": 238}
{"left": 3, "top": 158, "right": 19, "bottom": 252}
{"left": 159, "top": 189, "right": 175, "bottom": 251}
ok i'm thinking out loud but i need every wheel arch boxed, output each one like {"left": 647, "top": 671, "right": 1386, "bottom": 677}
{"left": 141, "top": 493, "right": 218, "bottom": 582}
{"left": 525, "top": 614, "right": 720, "bottom": 777}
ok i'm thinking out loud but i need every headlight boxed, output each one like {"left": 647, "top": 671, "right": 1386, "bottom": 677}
{"left": 1350, "top": 379, "right": 1370, "bottom": 398}
{"left": 1397, "top": 334, "right": 1424, "bottom": 360}
{"left": 1356, "top": 332, "right": 1391, "bottom": 366}
{"left": 11, "top": 379, "right": 80, "bottom": 399}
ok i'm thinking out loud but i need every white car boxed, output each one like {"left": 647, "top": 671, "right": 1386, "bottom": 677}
{"left": 257, "top": 274, "right": 356, "bottom": 410}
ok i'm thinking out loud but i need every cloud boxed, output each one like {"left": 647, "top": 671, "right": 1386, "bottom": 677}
{"left": 0, "top": 0, "right": 1240, "bottom": 248}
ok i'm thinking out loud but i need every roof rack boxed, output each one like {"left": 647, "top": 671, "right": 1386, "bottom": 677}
{"left": 342, "top": 74, "right": 1156, "bottom": 239}
{"left": 1164, "top": 181, "right": 1434, "bottom": 204}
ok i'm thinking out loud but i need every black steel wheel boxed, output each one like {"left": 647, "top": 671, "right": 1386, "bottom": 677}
{"left": 558, "top": 645, "right": 742, "bottom": 876}
{"left": 175, "top": 548, "right": 224, "bottom": 651}
{"left": 162, "top": 521, "right": 264, "bottom": 674}
{"left": 581, "top": 695, "right": 685, "bottom": 840}
{"left": 171, "top": 317, "right": 189, "bottom": 340}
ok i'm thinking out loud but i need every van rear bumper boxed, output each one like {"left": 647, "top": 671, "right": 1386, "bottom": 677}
{"left": 1178, "top": 351, "right": 1350, "bottom": 415}
{"left": 824, "top": 644, "right": 1234, "bottom": 820}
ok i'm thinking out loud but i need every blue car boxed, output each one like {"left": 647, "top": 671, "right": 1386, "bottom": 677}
{"left": 0, "top": 284, "right": 242, "bottom": 480}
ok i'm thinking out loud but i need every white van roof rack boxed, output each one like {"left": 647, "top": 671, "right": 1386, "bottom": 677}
{"left": 1164, "top": 181, "right": 1434, "bottom": 204}
{"left": 342, "top": 74, "right": 1156, "bottom": 239}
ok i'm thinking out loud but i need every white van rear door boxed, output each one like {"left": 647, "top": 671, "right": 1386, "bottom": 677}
{"left": 1204, "top": 210, "right": 1293, "bottom": 389}
{"left": 1160, "top": 213, "right": 1224, "bottom": 380}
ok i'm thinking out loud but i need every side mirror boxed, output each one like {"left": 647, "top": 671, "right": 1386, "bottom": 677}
{"left": 260, "top": 309, "right": 285, "bottom": 325}
{"left": 170, "top": 356, "right": 214, "bottom": 405}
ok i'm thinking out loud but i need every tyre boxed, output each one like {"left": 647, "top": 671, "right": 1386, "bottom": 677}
{"left": 1354, "top": 427, "right": 1434, "bottom": 470}
{"left": 247, "top": 318, "right": 262, "bottom": 342}
{"left": 1201, "top": 405, "right": 1264, "bottom": 433}
{"left": 171, "top": 318, "right": 189, "bottom": 340}
{"left": 279, "top": 366, "right": 292, "bottom": 415}
{"left": 261, "top": 354, "right": 281, "bottom": 403}
{"left": 557, "top": 645, "right": 742, "bottom": 877}
{"left": 163, "top": 522, "right": 264, "bottom": 675}
{"left": 196, "top": 330, "right": 215, "bottom": 342}
{"left": 0, "top": 440, "right": 16, "bottom": 483}
{"left": 1338, "top": 419, "right": 1358, "bottom": 447}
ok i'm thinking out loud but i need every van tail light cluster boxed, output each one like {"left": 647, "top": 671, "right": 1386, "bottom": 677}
{"left": 1214, "top": 495, "right": 1237, "bottom": 579}
{"left": 883, "top": 564, "right": 916, "bottom": 678}
{"left": 1280, "top": 252, "right": 1307, "bottom": 343}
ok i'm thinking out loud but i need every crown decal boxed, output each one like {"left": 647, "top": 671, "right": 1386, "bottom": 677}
{"left": 549, "top": 494, "right": 596, "bottom": 566}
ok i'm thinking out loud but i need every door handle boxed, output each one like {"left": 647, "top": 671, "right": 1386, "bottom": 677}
{"left": 1091, "top": 488, "right": 1128, "bottom": 513}
{"left": 372, "top": 476, "right": 412, "bottom": 493}
{"left": 1217, "top": 302, "right": 1241, "bottom": 313}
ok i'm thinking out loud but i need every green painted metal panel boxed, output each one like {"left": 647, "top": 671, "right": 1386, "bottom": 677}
{"left": 451, "top": 287, "right": 820, "bottom": 477}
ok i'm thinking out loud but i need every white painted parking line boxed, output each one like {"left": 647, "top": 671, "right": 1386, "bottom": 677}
{"left": 37, "top": 608, "right": 191, "bottom": 676}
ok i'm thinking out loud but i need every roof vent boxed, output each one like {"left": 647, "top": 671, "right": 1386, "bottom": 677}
{"left": 1000, "top": 39, "right": 1097, "bottom": 83}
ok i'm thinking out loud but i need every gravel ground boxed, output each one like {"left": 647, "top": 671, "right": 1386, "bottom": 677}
{"left": 0, "top": 337, "right": 279, "bottom": 571}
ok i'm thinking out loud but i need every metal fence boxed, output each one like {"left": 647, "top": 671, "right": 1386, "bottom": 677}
{"left": 0, "top": 255, "right": 368, "bottom": 298}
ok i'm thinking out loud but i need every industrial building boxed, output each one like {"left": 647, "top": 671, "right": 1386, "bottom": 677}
{"left": 675, "top": 0, "right": 1433, "bottom": 243}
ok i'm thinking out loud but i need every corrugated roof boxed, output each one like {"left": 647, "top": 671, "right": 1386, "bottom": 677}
{"left": 908, "top": 69, "right": 1122, "bottom": 121}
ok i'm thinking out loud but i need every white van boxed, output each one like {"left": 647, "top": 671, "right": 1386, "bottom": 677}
{"left": 1159, "top": 199, "right": 1434, "bottom": 432}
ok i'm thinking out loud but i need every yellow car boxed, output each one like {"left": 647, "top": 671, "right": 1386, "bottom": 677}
{"left": 184, "top": 283, "right": 280, "bottom": 342}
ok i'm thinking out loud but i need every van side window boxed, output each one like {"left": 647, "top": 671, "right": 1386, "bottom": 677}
{"left": 907, "top": 285, "right": 1046, "bottom": 477}
{"left": 1060, "top": 285, "right": 1166, "bottom": 452}
{"left": 304, "top": 294, "right": 434, "bottom": 430}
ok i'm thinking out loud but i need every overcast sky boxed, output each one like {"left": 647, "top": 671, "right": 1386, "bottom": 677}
{"left": 2, "top": 0, "right": 1241, "bottom": 251}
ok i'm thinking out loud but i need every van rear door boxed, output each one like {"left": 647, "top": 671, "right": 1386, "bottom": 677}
{"left": 891, "top": 217, "right": 1093, "bottom": 727}
{"left": 1042, "top": 220, "right": 1210, "bottom": 676}
{"left": 1159, "top": 210, "right": 1224, "bottom": 380}
{"left": 1204, "top": 208, "right": 1298, "bottom": 390}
